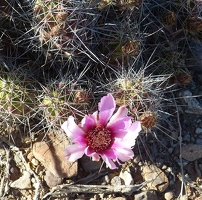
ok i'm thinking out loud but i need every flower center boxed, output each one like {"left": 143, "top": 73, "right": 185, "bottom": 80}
{"left": 87, "top": 126, "right": 113, "bottom": 153}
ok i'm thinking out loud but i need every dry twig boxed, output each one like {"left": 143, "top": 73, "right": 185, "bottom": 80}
{"left": 42, "top": 182, "right": 147, "bottom": 199}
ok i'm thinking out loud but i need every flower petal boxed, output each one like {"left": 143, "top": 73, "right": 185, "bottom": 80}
{"left": 108, "top": 106, "right": 128, "bottom": 126}
{"left": 81, "top": 113, "right": 97, "bottom": 132}
{"left": 61, "top": 116, "right": 85, "bottom": 140}
{"left": 98, "top": 93, "right": 116, "bottom": 126}
{"left": 107, "top": 117, "right": 132, "bottom": 137}
{"left": 101, "top": 154, "right": 117, "bottom": 169}
{"left": 111, "top": 140, "right": 134, "bottom": 162}
{"left": 85, "top": 146, "right": 100, "bottom": 161}
{"left": 115, "top": 147, "right": 134, "bottom": 162}
{"left": 123, "top": 121, "right": 141, "bottom": 144}
{"left": 65, "top": 144, "right": 86, "bottom": 162}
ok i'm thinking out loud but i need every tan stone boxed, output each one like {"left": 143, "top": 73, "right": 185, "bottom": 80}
{"left": 142, "top": 165, "right": 169, "bottom": 192}
{"left": 33, "top": 131, "right": 77, "bottom": 178}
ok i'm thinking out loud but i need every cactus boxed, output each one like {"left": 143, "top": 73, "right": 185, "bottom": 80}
{"left": 0, "top": 70, "right": 37, "bottom": 124}
{"left": 107, "top": 69, "right": 171, "bottom": 130}
{"left": 32, "top": 0, "right": 98, "bottom": 64}
{"left": 38, "top": 79, "right": 92, "bottom": 130}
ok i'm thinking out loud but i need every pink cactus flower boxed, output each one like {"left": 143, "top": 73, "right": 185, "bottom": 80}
{"left": 61, "top": 93, "right": 141, "bottom": 169}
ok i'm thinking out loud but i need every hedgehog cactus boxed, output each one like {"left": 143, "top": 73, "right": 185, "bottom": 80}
{"left": 33, "top": 0, "right": 97, "bottom": 61}
{"left": 110, "top": 72, "right": 170, "bottom": 130}
{"left": 0, "top": 73, "right": 36, "bottom": 122}
{"left": 39, "top": 81, "right": 91, "bottom": 129}
{"left": 113, "top": 77, "right": 155, "bottom": 114}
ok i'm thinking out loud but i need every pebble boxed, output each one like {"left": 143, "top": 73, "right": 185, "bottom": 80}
{"left": 104, "top": 175, "right": 110, "bottom": 184}
{"left": 133, "top": 155, "right": 140, "bottom": 163}
{"left": 183, "top": 133, "right": 191, "bottom": 142}
{"left": 32, "top": 132, "right": 78, "bottom": 178}
{"left": 142, "top": 165, "right": 169, "bottom": 192}
{"left": 134, "top": 191, "right": 158, "bottom": 200}
{"left": 14, "top": 154, "right": 21, "bottom": 164}
{"left": 196, "top": 138, "right": 202, "bottom": 145}
{"left": 164, "top": 191, "right": 175, "bottom": 200}
{"left": 195, "top": 128, "right": 202, "bottom": 134}
{"left": 31, "top": 158, "right": 39, "bottom": 166}
{"left": 181, "top": 144, "right": 202, "bottom": 161}
{"left": 119, "top": 168, "right": 134, "bottom": 185}
{"left": 109, "top": 197, "right": 126, "bottom": 200}
{"left": 0, "top": 149, "right": 6, "bottom": 156}
{"left": 110, "top": 176, "right": 123, "bottom": 186}
{"left": 10, "top": 171, "right": 32, "bottom": 189}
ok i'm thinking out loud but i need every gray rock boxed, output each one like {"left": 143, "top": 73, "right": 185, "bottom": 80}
{"left": 110, "top": 176, "right": 123, "bottom": 186}
{"left": 195, "top": 128, "right": 202, "bottom": 134}
{"left": 196, "top": 138, "right": 202, "bottom": 145}
{"left": 183, "top": 133, "right": 191, "bottom": 142}
{"left": 181, "top": 144, "right": 202, "bottom": 161}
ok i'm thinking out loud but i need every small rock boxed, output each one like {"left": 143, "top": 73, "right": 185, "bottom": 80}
{"left": 196, "top": 138, "right": 202, "bottom": 145}
{"left": 195, "top": 128, "right": 202, "bottom": 134}
{"left": 142, "top": 165, "right": 169, "bottom": 192}
{"left": 178, "top": 89, "right": 202, "bottom": 114}
{"left": 10, "top": 171, "right": 32, "bottom": 189}
{"left": 133, "top": 155, "right": 140, "bottom": 163}
{"left": 119, "top": 168, "right": 134, "bottom": 185}
{"left": 31, "top": 158, "right": 39, "bottom": 166}
{"left": 0, "top": 149, "right": 6, "bottom": 157}
{"left": 183, "top": 133, "right": 191, "bottom": 142}
{"left": 104, "top": 175, "right": 110, "bottom": 184}
{"left": 33, "top": 132, "right": 77, "bottom": 178}
{"left": 14, "top": 154, "right": 21, "bottom": 164}
{"left": 44, "top": 170, "right": 63, "bottom": 187}
{"left": 181, "top": 144, "right": 202, "bottom": 161}
{"left": 109, "top": 197, "right": 126, "bottom": 200}
{"left": 110, "top": 176, "right": 123, "bottom": 186}
{"left": 164, "top": 191, "right": 175, "bottom": 200}
{"left": 134, "top": 191, "right": 158, "bottom": 200}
